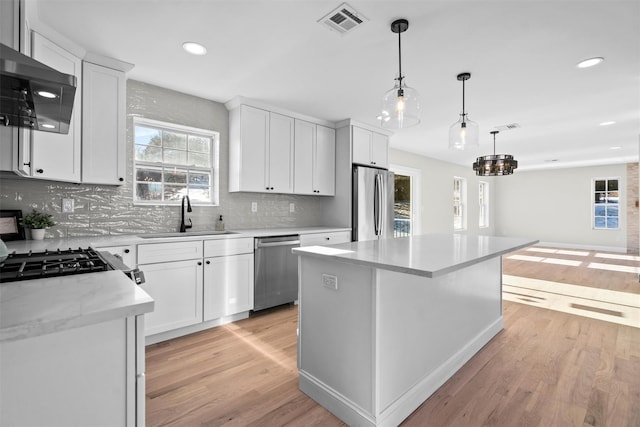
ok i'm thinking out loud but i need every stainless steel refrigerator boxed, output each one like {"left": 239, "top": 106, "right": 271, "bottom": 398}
{"left": 352, "top": 165, "right": 395, "bottom": 241}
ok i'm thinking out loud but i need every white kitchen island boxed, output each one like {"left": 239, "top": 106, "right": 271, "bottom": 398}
{"left": 293, "top": 233, "right": 537, "bottom": 427}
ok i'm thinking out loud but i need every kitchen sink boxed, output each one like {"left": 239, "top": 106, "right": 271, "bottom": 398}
{"left": 138, "top": 231, "right": 238, "bottom": 239}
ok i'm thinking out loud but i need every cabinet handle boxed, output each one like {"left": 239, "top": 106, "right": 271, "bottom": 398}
{"left": 325, "top": 237, "right": 330, "bottom": 240}
{"left": 197, "top": 261, "right": 202, "bottom": 266}
{"left": 124, "top": 249, "right": 130, "bottom": 253}
{"left": 36, "top": 169, "right": 44, "bottom": 174}
{"left": 23, "top": 162, "right": 31, "bottom": 167}
{"left": 119, "top": 177, "right": 124, "bottom": 182}
{"left": 206, "top": 260, "right": 211, "bottom": 265}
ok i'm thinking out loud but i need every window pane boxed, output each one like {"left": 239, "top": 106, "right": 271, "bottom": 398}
{"left": 164, "top": 185, "right": 187, "bottom": 201}
{"left": 594, "top": 192, "right": 606, "bottom": 204}
{"left": 135, "top": 144, "right": 162, "bottom": 162}
{"left": 606, "top": 192, "right": 619, "bottom": 203}
{"left": 165, "top": 170, "right": 187, "bottom": 184}
{"left": 162, "top": 131, "right": 187, "bottom": 150}
{"left": 135, "top": 126, "right": 161, "bottom": 145}
{"left": 594, "top": 217, "right": 606, "bottom": 228}
{"left": 164, "top": 149, "right": 188, "bottom": 165}
{"left": 595, "top": 180, "right": 606, "bottom": 192}
{"left": 136, "top": 182, "right": 162, "bottom": 201}
{"left": 607, "top": 206, "right": 619, "bottom": 217}
{"left": 189, "top": 135, "right": 211, "bottom": 153}
{"left": 594, "top": 205, "right": 606, "bottom": 216}
{"left": 136, "top": 168, "right": 162, "bottom": 183}
{"left": 190, "top": 172, "right": 210, "bottom": 185}
{"left": 607, "top": 180, "right": 618, "bottom": 191}
{"left": 188, "top": 185, "right": 210, "bottom": 202}
{"left": 607, "top": 217, "right": 619, "bottom": 228}
{"left": 189, "top": 152, "right": 211, "bottom": 167}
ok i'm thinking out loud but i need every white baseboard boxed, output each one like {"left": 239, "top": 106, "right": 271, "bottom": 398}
{"left": 145, "top": 311, "right": 250, "bottom": 345}
{"left": 536, "top": 241, "right": 627, "bottom": 253}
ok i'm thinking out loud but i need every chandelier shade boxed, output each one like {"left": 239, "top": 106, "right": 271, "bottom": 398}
{"left": 380, "top": 19, "right": 420, "bottom": 129}
{"left": 449, "top": 72, "right": 479, "bottom": 150}
{"left": 472, "top": 131, "right": 518, "bottom": 176}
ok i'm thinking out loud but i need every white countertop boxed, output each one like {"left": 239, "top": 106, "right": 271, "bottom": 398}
{"left": 0, "top": 270, "right": 154, "bottom": 342}
{"left": 293, "top": 233, "right": 538, "bottom": 278}
{"left": 231, "top": 226, "right": 350, "bottom": 238}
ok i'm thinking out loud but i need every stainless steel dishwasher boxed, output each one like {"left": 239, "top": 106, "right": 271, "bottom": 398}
{"left": 253, "top": 235, "right": 300, "bottom": 311}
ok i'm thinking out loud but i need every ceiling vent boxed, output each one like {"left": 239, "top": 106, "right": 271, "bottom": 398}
{"left": 318, "top": 3, "right": 368, "bottom": 35}
{"left": 494, "top": 123, "right": 521, "bottom": 132}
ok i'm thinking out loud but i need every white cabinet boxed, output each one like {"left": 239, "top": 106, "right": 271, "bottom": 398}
{"left": 96, "top": 244, "right": 135, "bottom": 267}
{"left": 82, "top": 61, "right": 126, "bottom": 185}
{"left": 294, "top": 120, "right": 336, "bottom": 196}
{"left": 228, "top": 105, "right": 294, "bottom": 194}
{"left": 0, "top": 316, "right": 145, "bottom": 427}
{"left": 29, "top": 31, "right": 82, "bottom": 182}
{"left": 352, "top": 126, "right": 389, "bottom": 169}
{"left": 300, "top": 230, "right": 351, "bottom": 246}
{"left": 138, "top": 241, "right": 204, "bottom": 336}
{"left": 203, "top": 238, "right": 254, "bottom": 321}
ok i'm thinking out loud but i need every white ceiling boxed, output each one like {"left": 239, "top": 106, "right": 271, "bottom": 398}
{"left": 34, "top": 0, "right": 640, "bottom": 171}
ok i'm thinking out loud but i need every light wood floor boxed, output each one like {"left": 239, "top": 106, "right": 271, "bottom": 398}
{"left": 146, "top": 248, "right": 640, "bottom": 426}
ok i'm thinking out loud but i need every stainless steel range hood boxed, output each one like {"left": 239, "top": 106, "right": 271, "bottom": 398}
{"left": 0, "top": 43, "right": 76, "bottom": 134}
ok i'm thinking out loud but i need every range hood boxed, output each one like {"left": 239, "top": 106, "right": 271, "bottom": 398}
{"left": 0, "top": 43, "right": 76, "bottom": 134}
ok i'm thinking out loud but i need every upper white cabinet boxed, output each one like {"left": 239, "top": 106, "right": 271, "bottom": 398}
{"left": 29, "top": 31, "right": 82, "bottom": 182}
{"left": 82, "top": 61, "right": 126, "bottom": 185}
{"left": 352, "top": 126, "right": 389, "bottom": 169}
{"left": 228, "top": 105, "right": 294, "bottom": 194}
{"left": 294, "top": 120, "right": 336, "bottom": 196}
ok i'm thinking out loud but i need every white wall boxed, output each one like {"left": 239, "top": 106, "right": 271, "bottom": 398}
{"left": 389, "top": 148, "right": 496, "bottom": 236}
{"left": 493, "top": 164, "right": 627, "bottom": 251}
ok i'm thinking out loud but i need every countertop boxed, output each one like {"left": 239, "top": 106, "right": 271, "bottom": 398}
{"left": 293, "top": 233, "right": 538, "bottom": 278}
{"left": 0, "top": 270, "right": 154, "bottom": 342}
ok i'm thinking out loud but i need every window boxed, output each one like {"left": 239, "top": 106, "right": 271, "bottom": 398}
{"left": 453, "top": 176, "right": 466, "bottom": 230}
{"left": 134, "top": 117, "right": 219, "bottom": 205}
{"left": 479, "top": 181, "right": 489, "bottom": 228}
{"left": 593, "top": 178, "right": 619, "bottom": 229}
{"left": 391, "top": 165, "right": 422, "bottom": 238}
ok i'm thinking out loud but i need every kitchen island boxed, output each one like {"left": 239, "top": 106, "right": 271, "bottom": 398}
{"left": 293, "top": 233, "right": 537, "bottom": 427}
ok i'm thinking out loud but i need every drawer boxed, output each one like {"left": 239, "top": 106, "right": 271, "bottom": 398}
{"left": 138, "top": 241, "right": 203, "bottom": 264}
{"left": 204, "top": 237, "right": 253, "bottom": 257}
{"left": 299, "top": 231, "right": 351, "bottom": 247}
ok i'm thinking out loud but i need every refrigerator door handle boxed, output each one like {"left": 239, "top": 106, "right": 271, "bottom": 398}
{"left": 374, "top": 173, "right": 382, "bottom": 236}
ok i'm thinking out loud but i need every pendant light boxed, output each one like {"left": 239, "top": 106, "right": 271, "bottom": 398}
{"left": 472, "top": 131, "right": 518, "bottom": 176}
{"left": 379, "top": 19, "right": 420, "bottom": 129}
{"left": 449, "top": 72, "right": 479, "bottom": 150}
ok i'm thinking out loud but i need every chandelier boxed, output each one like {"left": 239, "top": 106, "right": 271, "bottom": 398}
{"left": 472, "top": 131, "right": 518, "bottom": 176}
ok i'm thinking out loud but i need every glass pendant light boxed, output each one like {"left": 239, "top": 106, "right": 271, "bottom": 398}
{"left": 472, "top": 131, "right": 518, "bottom": 176}
{"left": 449, "top": 72, "right": 479, "bottom": 150}
{"left": 380, "top": 19, "right": 420, "bottom": 129}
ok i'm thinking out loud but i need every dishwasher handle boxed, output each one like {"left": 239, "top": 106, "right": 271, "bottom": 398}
{"left": 256, "top": 240, "right": 301, "bottom": 248}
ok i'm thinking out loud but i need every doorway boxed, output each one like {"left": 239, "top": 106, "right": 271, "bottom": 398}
{"left": 391, "top": 165, "right": 422, "bottom": 238}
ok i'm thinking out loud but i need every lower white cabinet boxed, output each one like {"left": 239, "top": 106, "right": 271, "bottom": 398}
{"left": 139, "top": 259, "right": 204, "bottom": 336}
{"left": 0, "top": 316, "right": 145, "bottom": 427}
{"left": 300, "top": 230, "right": 351, "bottom": 247}
{"left": 204, "top": 253, "right": 254, "bottom": 321}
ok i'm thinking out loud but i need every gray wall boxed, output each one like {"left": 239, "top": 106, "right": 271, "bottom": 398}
{"left": 0, "top": 80, "right": 324, "bottom": 238}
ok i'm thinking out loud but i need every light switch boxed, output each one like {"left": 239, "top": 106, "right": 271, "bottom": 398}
{"left": 251, "top": 202, "right": 258, "bottom": 213}
{"left": 290, "top": 203, "right": 295, "bottom": 213}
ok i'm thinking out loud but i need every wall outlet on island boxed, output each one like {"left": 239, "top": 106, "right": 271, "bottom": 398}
{"left": 251, "top": 202, "right": 257, "bottom": 213}
{"left": 322, "top": 274, "right": 338, "bottom": 290}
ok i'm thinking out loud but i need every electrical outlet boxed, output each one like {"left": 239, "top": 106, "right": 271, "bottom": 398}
{"left": 251, "top": 202, "right": 258, "bottom": 213}
{"left": 322, "top": 274, "right": 338, "bottom": 290}
{"left": 62, "top": 198, "right": 74, "bottom": 213}
{"left": 289, "top": 203, "right": 295, "bottom": 213}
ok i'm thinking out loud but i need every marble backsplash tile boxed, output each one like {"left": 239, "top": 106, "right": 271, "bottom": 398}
{"left": 0, "top": 80, "right": 325, "bottom": 238}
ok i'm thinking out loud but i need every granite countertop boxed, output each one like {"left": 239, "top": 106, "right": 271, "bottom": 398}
{"left": 293, "top": 233, "right": 538, "bottom": 278}
{"left": 0, "top": 271, "right": 154, "bottom": 342}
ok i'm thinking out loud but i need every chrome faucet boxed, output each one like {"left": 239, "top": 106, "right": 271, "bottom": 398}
{"left": 180, "top": 195, "right": 193, "bottom": 232}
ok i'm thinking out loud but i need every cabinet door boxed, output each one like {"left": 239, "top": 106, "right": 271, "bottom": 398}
{"left": 371, "top": 132, "right": 389, "bottom": 169}
{"left": 203, "top": 253, "right": 254, "bottom": 321}
{"left": 314, "top": 125, "right": 336, "bottom": 195}
{"left": 293, "top": 119, "right": 315, "bottom": 194}
{"left": 30, "top": 32, "right": 82, "bottom": 182}
{"left": 352, "top": 126, "right": 372, "bottom": 166}
{"left": 239, "top": 105, "right": 269, "bottom": 192}
{"left": 82, "top": 62, "right": 126, "bottom": 185}
{"left": 268, "top": 112, "right": 294, "bottom": 193}
{"left": 139, "top": 260, "right": 203, "bottom": 335}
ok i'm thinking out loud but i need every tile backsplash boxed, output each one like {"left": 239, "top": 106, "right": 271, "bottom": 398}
{"left": 0, "top": 80, "right": 324, "bottom": 238}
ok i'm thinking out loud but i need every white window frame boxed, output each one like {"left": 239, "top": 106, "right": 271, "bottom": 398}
{"left": 592, "top": 176, "right": 620, "bottom": 230}
{"left": 133, "top": 117, "right": 220, "bottom": 206}
{"left": 390, "top": 164, "right": 422, "bottom": 237}
{"left": 479, "top": 181, "right": 490, "bottom": 228}
{"left": 453, "top": 176, "right": 467, "bottom": 231}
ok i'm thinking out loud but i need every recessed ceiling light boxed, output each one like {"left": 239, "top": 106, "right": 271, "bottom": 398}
{"left": 41, "top": 123, "right": 56, "bottom": 129}
{"left": 182, "top": 42, "right": 207, "bottom": 55}
{"left": 610, "top": 146, "right": 622, "bottom": 150}
{"left": 577, "top": 57, "right": 604, "bottom": 68}
{"left": 36, "top": 90, "right": 57, "bottom": 98}
{"left": 599, "top": 121, "right": 616, "bottom": 126}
